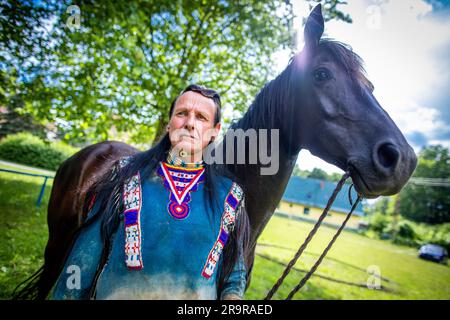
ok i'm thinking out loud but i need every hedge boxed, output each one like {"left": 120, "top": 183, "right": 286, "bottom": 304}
{"left": 0, "top": 132, "right": 79, "bottom": 171}
{"left": 367, "top": 211, "right": 450, "bottom": 252}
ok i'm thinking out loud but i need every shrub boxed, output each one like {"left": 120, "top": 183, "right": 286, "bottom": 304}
{"left": 392, "top": 221, "right": 418, "bottom": 247}
{"left": 0, "top": 132, "right": 78, "bottom": 171}
{"left": 366, "top": 201, "right": 450, "bottom": 251}
{"left": 415, "top": 222, "right": 450, "bottom": 252}
{"left": 397, "top": 221, "right": 416, "bottom": 239}
{"left": 369, "top": 212, "right": 390, "bottom": 234}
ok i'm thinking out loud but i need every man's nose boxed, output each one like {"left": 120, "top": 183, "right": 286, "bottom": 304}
{"left": 184, "top": 113, "right": 195, "bottom": 130}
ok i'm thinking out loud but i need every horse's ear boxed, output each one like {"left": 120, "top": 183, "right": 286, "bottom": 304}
{"left": 304, "top": 4, "right": 324, "bottom": 50}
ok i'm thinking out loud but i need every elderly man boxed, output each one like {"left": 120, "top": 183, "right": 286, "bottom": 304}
{"left": 51, "top": 84, "right": 250, "bottom": 300}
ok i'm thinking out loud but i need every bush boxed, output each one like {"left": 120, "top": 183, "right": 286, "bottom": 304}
{"left": 390, "top": 220, "right": 450, "bottom": 251}
{"left": 415, "top": 222, "right": 450, "bottom": 252}
{"left": 0, "top": 132, "right": 79, "bottom": 171}
{"left": 366, "top": 200, "right": 450, "bottom": 251}
{"left": 368, "top": 212, "right": 391, "bottom": 234}
{"left": 397, "top": 221, "right": 416, "bottom": 239}
{"left": 392, "top": 221, "right": 418, "bottom": 247}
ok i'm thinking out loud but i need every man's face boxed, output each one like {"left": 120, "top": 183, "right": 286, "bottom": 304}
{"left": 167, "top": 91, "right": 221, "bottom": 158}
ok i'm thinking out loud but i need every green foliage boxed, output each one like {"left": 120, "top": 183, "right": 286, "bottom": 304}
{"left": 366, "top": 196, "right": 450, "bottom": 251}
{"left": 397, "top": 221, "right": 416, "bottom": 239}
{"left": 414, "top": 222, "right": 450, "bottom": 252}
{"left": 0, "top": 0, "right": 58, "bottom": 101}
{"left": 0, "top": 105, "right": 48, "bottom": 140}
{"left": 292, "top": 165, "right": 344, "bottom": 182}
{"left": 391, "top": 221, "right": 418, "bottom": 247}
{"left": 307, "top": 168, "right": 328, "bottom": 180}
{"left": 1, "top": 0, "right": 352, "bottom": 144}
{"left": 390, "top": 221, "right": 450, "bottom": 252}
{"left": 368, "top": 211, "right": 391, "bottom": 234}
{"left": 399, "top": 145, "right": 450, "bottom": 224}
{"left": 0, "top": 132, "right": 78, "bottom": 170}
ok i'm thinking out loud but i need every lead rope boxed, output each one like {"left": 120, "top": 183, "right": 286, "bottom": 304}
{"left": 285, "top": 195, "right": 362, "bottom": 299}
{"left": 264, "top": 171, "right": 362, "bottom": 300}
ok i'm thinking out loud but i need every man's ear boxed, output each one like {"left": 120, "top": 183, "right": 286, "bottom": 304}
{"left": 211, "top": 123, "right": 221, "bottom": 141}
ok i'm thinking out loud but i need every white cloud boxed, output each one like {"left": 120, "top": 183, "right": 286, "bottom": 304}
{"left": 297, "top": 149, "right": 344, "bottom": 174}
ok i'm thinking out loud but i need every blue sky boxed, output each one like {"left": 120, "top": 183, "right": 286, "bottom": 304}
{"left": 276, "top": 0, "right": 450, "bottom": 174}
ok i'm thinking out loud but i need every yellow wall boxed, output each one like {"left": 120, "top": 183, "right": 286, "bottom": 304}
{"left": 277, "top": 200, "right": 363, "bottom": 229}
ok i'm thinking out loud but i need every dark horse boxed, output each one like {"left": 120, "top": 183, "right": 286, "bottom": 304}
{"left": 17, "top": 5, "right": 417, "bottom": 299}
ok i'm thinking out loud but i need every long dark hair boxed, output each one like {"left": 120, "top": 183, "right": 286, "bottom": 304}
{"left": 79, "top": 84, "right": 250, "bottom": 298}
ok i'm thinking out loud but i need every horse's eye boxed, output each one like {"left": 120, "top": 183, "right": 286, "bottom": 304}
{"left": 313, "top": 68, "right": 332, "bottom": 83}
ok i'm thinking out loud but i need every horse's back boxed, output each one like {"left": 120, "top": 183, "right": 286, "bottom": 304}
{"left": 48, "top": 141, "right": 137, "bottom": 230}
{"left": 41, "top": 141, "right": 138, "bottom": 299}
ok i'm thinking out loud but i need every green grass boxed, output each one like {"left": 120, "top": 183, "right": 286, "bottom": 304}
{"left": 0, "top": 164, "right": 52, "bottom": 299}
{"left": 245, "top": 215, "right": 450, "bottom": 300}
{"left": 1, "top": 163, "right": 449, "bottom": 300}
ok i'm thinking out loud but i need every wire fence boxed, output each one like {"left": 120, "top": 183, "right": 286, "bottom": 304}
{"left": 0, "top": 168, "right": 54, "bottom": 207}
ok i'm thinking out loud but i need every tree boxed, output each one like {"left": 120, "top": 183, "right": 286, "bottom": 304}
{"left": 0, "top": 104, "right": 48, "bottom": 140}
{"left": 0, "top": 0, "right": 62, "bottom": 139}
{"left": 373, "top": 197, "right": 391, "bottom": 216}
{"left": 307, "top": 167, "right": 328, "bottom": 180}
{"left": 399, "top": 145, "right": 450, "bottom": 224}
{"left": 292, "top": 165, "right": 345, "bottom": 182}
{"left": 1, "top": 0, "right": 352, "bottom": 145}
{"left": 292, "top": 165, "right": 309, "bottom": 178}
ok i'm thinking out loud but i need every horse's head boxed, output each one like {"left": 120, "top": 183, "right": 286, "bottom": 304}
{"left": 290, "top": 5, "right": 417, "bottom": 199}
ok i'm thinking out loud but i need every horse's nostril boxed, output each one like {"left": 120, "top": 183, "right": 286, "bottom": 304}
{"left": 377, "top": 143, "right": 400, "bottom": 169}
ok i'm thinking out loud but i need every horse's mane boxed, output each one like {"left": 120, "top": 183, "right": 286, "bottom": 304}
{"left": 318, "top": 39, "right": 373, "bottom": 91}
{"left": 232, "top": 38, "right": 372, "bottom": 135}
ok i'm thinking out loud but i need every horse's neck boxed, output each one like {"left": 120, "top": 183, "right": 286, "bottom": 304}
{"left": 220, "top": 66, "right": 303, "bottom": 239}
{"left": 226, "top": 63, "right": 301, "bottom": 179}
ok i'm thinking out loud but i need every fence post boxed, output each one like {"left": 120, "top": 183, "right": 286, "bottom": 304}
{"left": 36, "top": 177, "right": 49, "bottom": 207}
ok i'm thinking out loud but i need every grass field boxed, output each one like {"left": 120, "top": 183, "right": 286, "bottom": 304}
{"left": 246, "top": 215, "right": 450, "bottom": 299}
{"left": 0, "top": 163, "right": 53, "bottom": 299}
{"left": 1, "top": 162, "right": 449, "bottom": 300}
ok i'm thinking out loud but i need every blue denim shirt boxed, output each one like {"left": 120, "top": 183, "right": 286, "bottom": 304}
{"left": 51, "top": 169, "right": 246, "bottom": 300}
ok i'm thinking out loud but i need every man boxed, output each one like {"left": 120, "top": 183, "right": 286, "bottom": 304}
{"left": 51, "top": 85, "right": 250, "bottom": 300}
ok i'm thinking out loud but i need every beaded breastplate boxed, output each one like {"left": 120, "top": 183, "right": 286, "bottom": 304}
{"left": 156, "top": 162, "right": 205, "bottom": 220}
